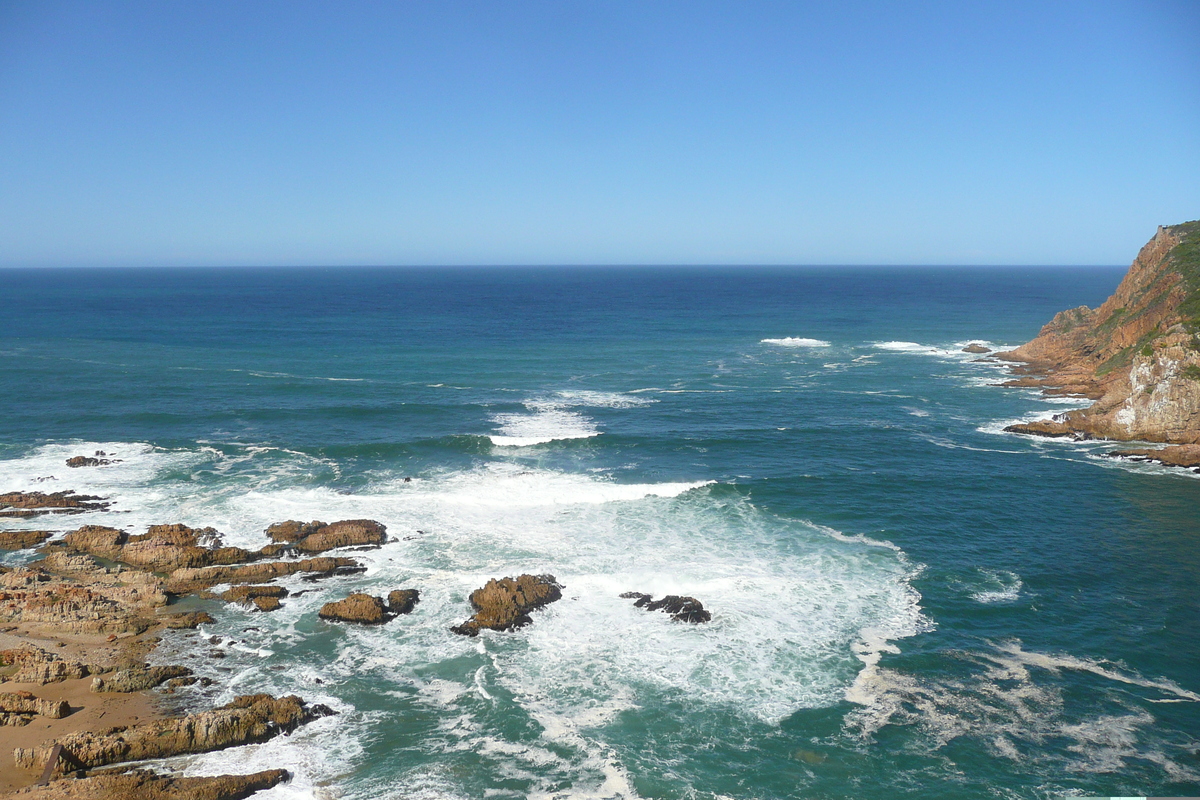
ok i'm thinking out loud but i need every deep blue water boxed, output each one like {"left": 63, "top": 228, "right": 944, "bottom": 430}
{"left": 1, "top": 265, "right": 1197, "bottom": 800}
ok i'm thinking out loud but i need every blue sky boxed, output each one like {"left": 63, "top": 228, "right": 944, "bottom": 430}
{"left": 1, "top": 1, "right": 1197, "bottom": 266}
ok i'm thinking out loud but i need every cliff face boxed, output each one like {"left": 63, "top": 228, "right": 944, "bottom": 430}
{"left": 999, "top": 220, "right": 1200, "bottom": 445}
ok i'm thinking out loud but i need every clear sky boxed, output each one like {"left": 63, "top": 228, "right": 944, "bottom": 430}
{"left": 1, "top": 0, "right": 1197, "bottom": 267}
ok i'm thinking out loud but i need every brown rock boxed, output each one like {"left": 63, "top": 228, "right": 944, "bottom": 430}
{"left": 14, "top": 694, "right": 332, "bottom": 772}
{"left": 0, "top": 530, "right": 52, "bottom": 550}
{"left": 0, "top": 646, "right": 95, "bottom": 685}
{"left": 3, "top": 768, "right": 289, "bottom": 799}
{"left": 997, "top": 221, "right": 1200, "bottom": 444}
{"left": 451, "top": 574, "right": 562, "bottom": 636}
{"left": 64, "top": 524, "right": 259, "bottom": 573}
{"left": 0, "top": 492, "right": 111, "bottom": 518}
{"left": 66, "top": 455, "right": 116, "bottom": 467}
{"left": 962, "top": 343, "right": 991, "bottom": 354}
{"left": 387, "top": 588, "right": 419, "bottom": 615}
{"left": 318, "top": 593, "right": 389, "bottom": 624}
{"left": 1107, "top": 443, "right": 1200, "bottom": 468}
{"left": 91, "top": 665, "right": 191, "bottom": 693}
{"left": 220, "top": 585, "right": 288, "bottom": 606}
{"left": 1002, "top": 419, "right": 1079, "bottom": 438}
{"left": 0, "top": 689, "right": 69, "bottom": 718}
{"left": 160, "top": 611, "right": 216, "bottom": 629}
{"left": 620, "top": 592, "right": 712, "bottom": 623}
{"left": 265, "top": 519, "right": 387, "bottom": 554}
{"left": 0, "top": 566, "right": 164, "bottom": 637}
{"left": 165, "top": 557, "right": 362, "bottom": 594}
{"left": 251, "top": 596, "right": 282, "bottom": 612}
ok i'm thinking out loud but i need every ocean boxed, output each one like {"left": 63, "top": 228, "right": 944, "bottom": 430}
{"left": 1, "top": 265, "right": 1198, "bottom": 799}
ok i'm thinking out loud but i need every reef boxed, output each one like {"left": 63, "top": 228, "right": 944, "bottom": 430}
{"left": 451, "top": 574, "right": 563, "bottom": 636}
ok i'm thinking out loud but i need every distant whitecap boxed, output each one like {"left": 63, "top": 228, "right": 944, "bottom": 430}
{"left": 761, "top": 337, "right": 831, "bottom": 347}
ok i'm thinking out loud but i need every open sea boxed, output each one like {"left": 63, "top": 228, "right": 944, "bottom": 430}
{"left": 1, "top": 265, "right": 1198, "bottom": 800}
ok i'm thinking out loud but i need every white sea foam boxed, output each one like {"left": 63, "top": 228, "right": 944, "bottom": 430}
{"left": 760, "top": 337, "right": 831, "bottom": 347}
{"left": 968, "top": 569, "right": 1023, "bottom": 604}
{"left": 843, "top": 638, "right": 1200, "bottom": 782}
{"left": 486, "top": 391, "right": 654, "bottom": 446}
{"left": 489, "top": 407, "right": 600, "bottom": 446}
{"left": 4, "top": 440, "right": 929, "bottom": 797}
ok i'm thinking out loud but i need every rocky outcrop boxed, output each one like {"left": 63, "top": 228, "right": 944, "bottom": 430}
{"left": 159, "top": 611, "right": 215, "bottom": 629}
{"left": 318, "top": 593, "right": 389, "bottom": 624}
{"left": 999, "top": 221, "right": 1200, "bottom": 444}
{"left": 14, "top": 694, "right": 332, "bottom": 772}
{"left": 3, "top": 769, "right": 290, "bottom": 800}
{"left": 387, "top": 589, "right": 419, "bottom": 615}
{"left": 264, "top": 520, "right": 387, "bottom": 553}
{"left": 164, "top": 557, "right": 362, "bottom": 594}
{"left": 1106, "top": 443, "right": 1200, "bottom": 469}
{"left": 219, "top": 585, "right": 288, "bottom": 612}
{"left": 0, "top": 646, "right": 99, "bottom": 685}
{"left": 91, "top": 665, "right": 191, "bottom": 693}
{"left": 0, "top": 690, "right": 69, "bottom": 726}
{"left": 451, "top": 574, "right": 562, "bottom": 636}
{"left": 620, "top": 592, "right": 712, "bottom": 623}
{"left": 0, "top": 564, "right": 166, "bottom": 637}
{"left": 66, "top": 456, "right": 116, "bottom": 468}
{"left": 0, "top": 492, "right": 111, "bottom": 518}
{"left": 962, "top": 343, "right": 991, "bottom": 354}
{"left": 0, "top": 531, "right": 52, "bottom": 550}
{"left": 63, "top": 524, "right": 259, "bottom": 573}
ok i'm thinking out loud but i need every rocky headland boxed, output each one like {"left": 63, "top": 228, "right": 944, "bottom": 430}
{"left": 998, "top": 220, "right": 1200, "bottom": 467}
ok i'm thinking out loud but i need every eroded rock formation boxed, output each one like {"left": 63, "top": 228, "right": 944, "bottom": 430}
{"left": 0, "top": 493, "right": 111, "bottom": 518}
{"left": 0, "top": 690, "right": 69, "bottom": 726}
{"left": 165, "top": 556, "right": 362, "bottom": 594}
{"left": 451, "top": 574, "right": 562, "bottom": 636}
{"left": 90, "top": 665, "right": 191, "bottom": 694}
{"left": 14, "top": 694, "right": 332, "bottom": 772}
{"left": 387, "top": 589, "right": 419, "bottom": 615}
{"left": 0, "top": 531, "right": 52, "bottom": 551}
{"left": 2, "top": 769, "right": 290, "bottom": 800}
{"left": 264, "top": 520, "right": 387, "bottom": 553}
{"left": 999, "top": 221, "right": 1200, "bottom": 460}
{"left": 318, "top": 593, "right": 389, "bottom": 624}
{"left": 620, "top": 592, "right": 712, "bottom": 623}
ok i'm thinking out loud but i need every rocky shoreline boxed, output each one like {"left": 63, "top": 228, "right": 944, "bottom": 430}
{"left": 996, "top": 220, "right": 1200, "bottom": 469}
{"left": 0, "top": 481, "right": 714, "bottom": 797}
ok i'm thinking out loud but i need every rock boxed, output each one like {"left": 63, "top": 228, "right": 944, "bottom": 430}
{"left": 620, "top": 592, "right": 712, "bottom": 623}
{"left": 65, "top": 524, "right": 259, "bottom": 573}
{"left": 451, "top": 574, "right": 562, "bottom": 636}
{"left": 0, "top": 530, "right": 52, "bottom": 550}
{"left": 387, "top": 588, "right": 419, "bottom": 615}
{"left": 252, "top": 596, "right": 281, "bottom": 612}
{"left": 318, "top": 593, "right": 389, "bottom": 624}
{"left": 264, "top": 519, "right": 387, "bottom": 554}
{"left": 66, "top": 456, "right": 116, "bottom": 467}
{"left": 14, "top": 694, "right": 332, "bottom": 772}
{"left": 220, "top": 585, "right": 288, "bottom": 607}
{"left": 160, "top": 611, "right": 216, "bottom": 629}
{"left": 0, "top": 690, "right": 69, "bottom": 718}
{"left": 0, "top": 646, "right": 96, "bottom": 685}
{"left": 1002, "top": 419, "right": 1079, "bottom": 438}
{"left": 91, "top": 665, "right": 191, "bottom": 693}
{"left": 0, "top": 566, "right": 164, "bottom": 637}
{"left": 3, "top": 768, "right": 290, "bottom": 799}
{"left": 165, "top": 557, "right": 362, "bottom": 594}
{"left": 1106, "top": 443, "right": 1200, "bottom": 468}
{"left": 0, "top": 491, "right": 111, "bottom": 518}
{"left": 962, "top": 343, "right": 991, "bottom": 354}
{"left": 997, "top": 221, "right": 1200, "bottom": 444}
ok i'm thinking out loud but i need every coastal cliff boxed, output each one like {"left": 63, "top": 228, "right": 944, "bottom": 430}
{"left": 999, "top": 220, "right": 1200, "bottom": 464}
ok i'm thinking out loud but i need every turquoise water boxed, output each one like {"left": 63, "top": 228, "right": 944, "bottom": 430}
{"left": 1, "top": 266, "right": 1197, "bottom": 799}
